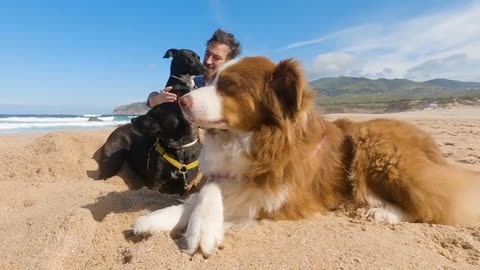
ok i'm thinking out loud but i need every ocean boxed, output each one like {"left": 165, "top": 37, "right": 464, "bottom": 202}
{"left": 0, "top": 114, "right": 135, "bottom": 134}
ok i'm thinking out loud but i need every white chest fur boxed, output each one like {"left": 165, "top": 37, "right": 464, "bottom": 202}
{"left": 199, "top": 129, "right": 289, "bottom": 224}
{"left": 199, "top": 129, "right": 252, "bottom": 179}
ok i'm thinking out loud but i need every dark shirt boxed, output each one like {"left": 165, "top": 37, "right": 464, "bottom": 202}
{"left": 146, "top": 75, "right": 206, "bottom": 108}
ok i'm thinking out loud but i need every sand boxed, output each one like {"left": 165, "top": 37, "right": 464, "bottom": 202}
{"left": 1, "top": 107, "right": 479, "bottom": 270}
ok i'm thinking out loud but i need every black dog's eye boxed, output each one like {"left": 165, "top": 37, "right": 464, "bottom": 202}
{"left": 143, "top": 117, "right": 155, "bottom": 127}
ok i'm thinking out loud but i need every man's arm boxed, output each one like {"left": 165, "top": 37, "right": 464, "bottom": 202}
{"left": 146, "top": 87, "right": 177, "bottom": 108}
{"left": 147, "top": 76, "right": 206, "bottom": 108}
{"left": 146, "top": 91, "right": 159, "bottom": 108}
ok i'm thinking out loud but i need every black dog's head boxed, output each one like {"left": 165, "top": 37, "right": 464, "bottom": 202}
{"left": 131, "top": 102, "right": 197, "bottom": 149}
{"left": 163, "top": 48, "right": 205, "bottom": 78}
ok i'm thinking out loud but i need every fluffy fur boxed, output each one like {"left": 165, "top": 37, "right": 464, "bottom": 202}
{"left": 133, "top": 56, "right": 480, "bottom": 257}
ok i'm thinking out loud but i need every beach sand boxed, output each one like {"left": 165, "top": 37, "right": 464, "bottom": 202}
{"left": 1, "top": 107, "right": 479, "bottom": 269}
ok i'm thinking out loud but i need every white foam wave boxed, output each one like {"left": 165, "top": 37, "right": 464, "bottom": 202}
{"left": 0, "top": 117, "right": 87, "bottom": 123}
{"left": 0, "top": 116, "right": 116, "bottom": 123}
{"left": 0, "top": 121, "right": 130, "bottom": 130}
{"left": 98, "top": 116, "right": 114, "bottom": 121}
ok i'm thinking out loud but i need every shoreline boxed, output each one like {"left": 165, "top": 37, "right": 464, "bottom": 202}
{"left": 2, "top": 106, "right": 479, "bottom": 135}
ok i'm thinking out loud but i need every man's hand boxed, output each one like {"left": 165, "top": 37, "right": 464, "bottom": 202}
{"left": 149, "top": 86, "right": 177, "bottom": 107}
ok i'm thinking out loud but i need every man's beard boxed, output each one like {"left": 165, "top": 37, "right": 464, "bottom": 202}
{"left": 204, "top": 68, "right": 215, "bottom": 84}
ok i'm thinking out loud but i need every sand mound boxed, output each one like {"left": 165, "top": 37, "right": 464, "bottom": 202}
{"left": 0, "top": 131, "right": 106, "bottom": 181}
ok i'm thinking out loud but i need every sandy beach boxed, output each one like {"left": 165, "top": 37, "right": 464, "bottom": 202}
{"left": 1, "top": 107, "right": 479, "bottom": 270}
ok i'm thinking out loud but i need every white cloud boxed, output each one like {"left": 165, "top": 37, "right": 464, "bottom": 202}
{"left": 307, "top": 52, "right": 365, "bottom": 78}
{"left": 406, "top": 53, "right": 480, "bottom": 81}
{"left": 278, "top": 25, "right": 369, "bottom": 51}
{"left": 289, "top": 2, "right": 480, "bottom": 81}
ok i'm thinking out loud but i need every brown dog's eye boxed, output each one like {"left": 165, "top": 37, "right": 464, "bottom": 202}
{"left": 217, "top": 79, "right": 233, "bottom": 92}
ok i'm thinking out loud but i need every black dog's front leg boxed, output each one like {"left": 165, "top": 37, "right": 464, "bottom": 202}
{"left": 97, "top": 124, "right": 134, "bottom": 180}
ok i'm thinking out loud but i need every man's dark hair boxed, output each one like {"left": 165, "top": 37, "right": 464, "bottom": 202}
{"left": 206, "top": 28, "right": 242, "bottom": 60}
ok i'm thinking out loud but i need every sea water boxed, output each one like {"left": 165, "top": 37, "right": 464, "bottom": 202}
{"left": 0, "top": 114, "right": 135, "bottom": 134}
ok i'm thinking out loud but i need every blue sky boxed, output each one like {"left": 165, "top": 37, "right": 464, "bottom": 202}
{"left": 1, "top": 0, "right": 479, "bottom": 114}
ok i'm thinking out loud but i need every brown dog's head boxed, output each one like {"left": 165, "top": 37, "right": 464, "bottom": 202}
{"left": 178, "top": 56, "right": 313, "bottom": 131}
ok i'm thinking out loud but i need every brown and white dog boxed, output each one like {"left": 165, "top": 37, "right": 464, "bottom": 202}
{"left": 133, "top": 56, "right": 480, "bottom": 257}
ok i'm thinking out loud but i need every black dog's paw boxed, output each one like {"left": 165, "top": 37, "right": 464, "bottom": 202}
{"left": 86, "top": 169, "right": 102, "bottom": 180}
{"left": 97, "top": 156, "right": 125, "bottom": 180}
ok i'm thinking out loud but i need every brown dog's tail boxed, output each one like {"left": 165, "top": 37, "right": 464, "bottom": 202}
{"left": 410, "top": 164, "right": 480, "bottom": 225}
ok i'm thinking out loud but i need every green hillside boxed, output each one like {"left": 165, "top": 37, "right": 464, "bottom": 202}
{"left": 310, "top": 76, "right": 480, "bottom": 106}
{"left": 309, "top": 76, "right": 480, "bottom": 113}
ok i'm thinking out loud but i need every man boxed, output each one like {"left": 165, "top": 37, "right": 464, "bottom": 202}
{"left": 147, "top": 29, "right": 242, "bottom": 107}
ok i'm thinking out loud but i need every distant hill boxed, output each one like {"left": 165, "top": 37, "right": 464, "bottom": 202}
{"left": 311, "top": 76, "right": 480, "bottom": 97}
{"left": 310, "top": 76, "right": 480, "bottom": 113}
{"left": 112, "top": 102, "right": 148, "bottom": 115}
{"left": 422, "top": 79, "right": 480, "bottom": 90}
{"left": 112, "top": 77, "right": 480, "bottom": 114}
{"left": 310, "top": 76, "right": 430, "bottom": 96}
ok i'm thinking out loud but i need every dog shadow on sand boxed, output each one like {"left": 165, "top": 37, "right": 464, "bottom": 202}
{"left": 83, "top": 146, "right": 184, "bottom": 243}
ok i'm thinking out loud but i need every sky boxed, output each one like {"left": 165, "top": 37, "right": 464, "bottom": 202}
{"left": 1, "top": 0, "right": 479, "bottom": 114}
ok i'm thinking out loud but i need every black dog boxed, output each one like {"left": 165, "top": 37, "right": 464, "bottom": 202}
{"left": 163, "top": 48, "right": 204, "bottom": 90}
{"left": 97, "top": 48, "right": 205, "bottom": 194}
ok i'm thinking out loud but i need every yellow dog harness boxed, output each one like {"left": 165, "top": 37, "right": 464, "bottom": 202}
{"left": 154, "top": 143, "right": 199, "bottom": 171}
{"left": 147, "top": 138, "right": 199, "bottom": 189}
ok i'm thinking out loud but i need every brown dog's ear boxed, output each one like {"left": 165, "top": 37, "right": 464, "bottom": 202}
{"left": 163, "top": 49, "right": 178, "bottom": 58}
{"left": 268, "top": 58, "right": 305, "bottom": 119}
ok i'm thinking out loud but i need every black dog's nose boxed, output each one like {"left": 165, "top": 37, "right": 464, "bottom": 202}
{"left": 179, "top": 95, "right": 193, "bottom": 109}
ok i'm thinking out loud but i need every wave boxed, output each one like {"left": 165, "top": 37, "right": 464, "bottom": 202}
{"left": 0, "top": 121, "right": 130, "bottom": 130}
{"left": 0, "top": 116, "right": 89, "bottom": 123}
{"left": 0, "top": 114, "right": 136, "bottom": 133}
{"left": 0, "top": 116, "right": 120, "bottom": 123}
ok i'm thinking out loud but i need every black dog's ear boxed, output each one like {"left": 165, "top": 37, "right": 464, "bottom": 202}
{"left": 131, "top": 115, "right": 161, "bottom": 135}
{"left": 163, "top": 49, "right": 178, "bottom": 59}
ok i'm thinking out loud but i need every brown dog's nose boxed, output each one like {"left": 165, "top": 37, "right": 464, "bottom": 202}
{"left": 179, "top": 95, "right": 193, "bottom": 109}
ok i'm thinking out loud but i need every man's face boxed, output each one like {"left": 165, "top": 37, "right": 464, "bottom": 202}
{"left": 203, "top": 41, "right": 230, "bottom": 82}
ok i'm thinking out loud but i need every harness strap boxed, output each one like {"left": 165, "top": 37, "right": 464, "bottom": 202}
{"left": 301, "top": 120, "right": 326, "bottom": 165}
{"left": 154, "top": 143, "right": 199, "bottom": 171}
{"left": 146, "top": 138, "right": 200, "bottom": 190}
